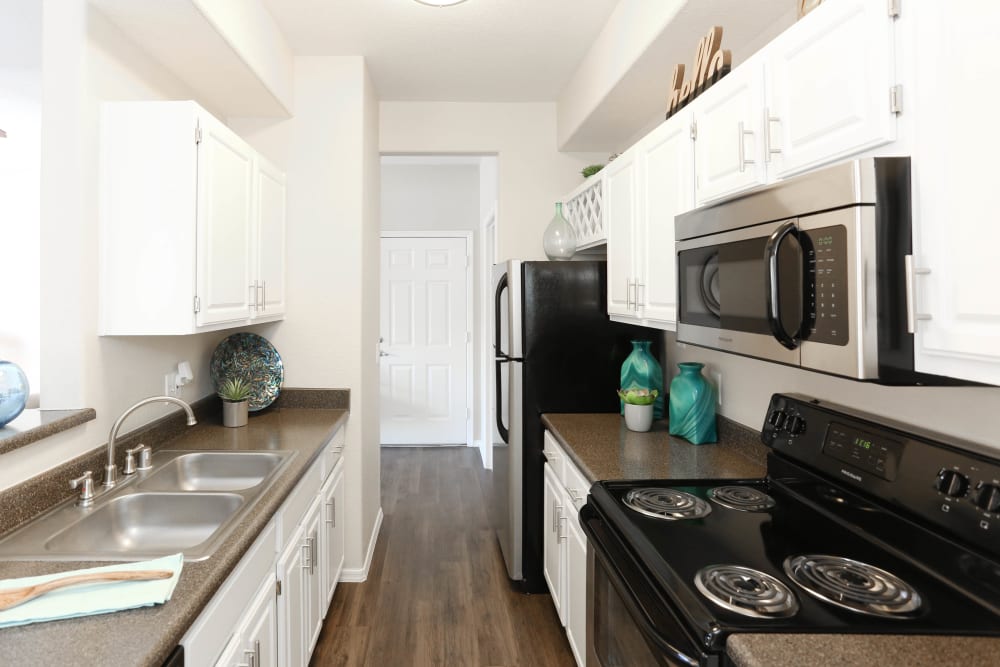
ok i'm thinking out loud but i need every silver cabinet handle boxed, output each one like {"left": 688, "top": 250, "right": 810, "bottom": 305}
{"left": 625, "top": 279, "right": 632, "bottom": 309}
{"left": 763, "top": 108, "right": 781, "bottom": 163}
{"left": 738, "top": 121, "right": 755, "bottom": 172}
{"left": 567, "top": 488, "right": 582, "bottom": 503}
{"left": 249, "top": 281, "right": 258, "bottom": 312}
{"left": 326, "top": 499, "right": 336, "bottom": 526}
{"left": 904, "top": 255, "right": 932, "bottom": 333}
{"left": 254, "top": 640, "right": 261, "bottom": 667}
{"left": 261, "top": 280, "right": 266, "bottom": 312}
{"left": 552, "top": 500, "right": 562, "bottom": 532}
{"left": 558, "top": 515, "right": 567, "bottom": 542}
{"left": 637, "top": 283, "right": 646, "bottom": 310}
{"left": 302, "top": 536, "right": 312, "bottom": 571}
{"left": 243, "top": 648, "right": 256, "bottom": 667}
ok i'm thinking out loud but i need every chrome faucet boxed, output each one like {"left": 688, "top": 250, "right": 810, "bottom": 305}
{"left": 103, "top": 396, "right": 197, "bottom": 488}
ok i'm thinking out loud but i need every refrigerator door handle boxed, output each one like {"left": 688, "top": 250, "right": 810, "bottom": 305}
{"left": 495, "top": 357, "right": 510, "bottom": 443}
{"left": 495, "top": 272, "right": 509, "bottom": 357}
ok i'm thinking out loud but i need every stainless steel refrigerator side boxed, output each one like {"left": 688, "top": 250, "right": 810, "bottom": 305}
{"left": 492, "top": 260, "right": 525, "bottom": 581}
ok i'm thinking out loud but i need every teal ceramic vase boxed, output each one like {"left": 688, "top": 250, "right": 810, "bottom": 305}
{"left": 619, "top": 341, "right": 664, "bottom": 419}
{"left": 668, "top": 363, "right": 717, "bottom": 444}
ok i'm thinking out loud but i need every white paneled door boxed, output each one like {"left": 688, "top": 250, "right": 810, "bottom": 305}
{"left": 380, "top": 236, "right": 470, "bottom": 445}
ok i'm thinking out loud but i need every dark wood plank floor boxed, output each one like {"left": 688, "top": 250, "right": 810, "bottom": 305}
{"left": 310, "top": 447, "right": 575, "bottom": 667}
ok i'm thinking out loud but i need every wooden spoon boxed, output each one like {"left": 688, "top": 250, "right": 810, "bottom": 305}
{"left": 0, "top": 569, "right": 173, "bottom": 611}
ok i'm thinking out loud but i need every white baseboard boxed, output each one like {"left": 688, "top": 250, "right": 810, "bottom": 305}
{"left": 340, "top": 507, "right": 383, "bottom": 582}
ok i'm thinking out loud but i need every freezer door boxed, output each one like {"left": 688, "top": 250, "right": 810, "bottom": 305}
{"left": 493, "top": 360, "right": 523, "bottom": 581}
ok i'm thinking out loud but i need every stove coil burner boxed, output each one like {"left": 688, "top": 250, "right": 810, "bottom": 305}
{"left": 695, "top": 565, "right": 799, "bottom": 619}
{"left": 623, "top": 488, "right": 712, "bottom": 520}
{"left": 783, "top": 555, "right": 922, "bottom": 618}
{"left": 708, "top": 486, "right": 777, "bottom": 512}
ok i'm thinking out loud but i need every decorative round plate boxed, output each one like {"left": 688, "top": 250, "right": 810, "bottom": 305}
{"left": 210, "top": 333, "right": 284, "bottom": 411}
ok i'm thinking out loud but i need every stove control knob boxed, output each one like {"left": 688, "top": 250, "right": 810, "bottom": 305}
{"left": 787, "top": 416, "right": 806, "bottom": 435}
{"left": 973, "top": 483, "right": 1000, "bottom": 513}
{"left": 935, "top": 469, "right": 969, "bottom": 498}
{"left": 767, "top": 410, "right": 787, "bottom": 429}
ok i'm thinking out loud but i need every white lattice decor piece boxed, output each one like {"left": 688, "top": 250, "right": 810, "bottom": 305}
{"left": 562, "top": 176, "right": 606, "bottom": 250}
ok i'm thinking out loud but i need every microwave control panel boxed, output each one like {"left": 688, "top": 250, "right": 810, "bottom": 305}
{"left": 804, "top": 225, "right": 849, "bottom": 346}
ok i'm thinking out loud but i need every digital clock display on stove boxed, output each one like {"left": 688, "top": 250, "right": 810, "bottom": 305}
{"left": 822, "top": 421, "right": 903, "bottom": 481}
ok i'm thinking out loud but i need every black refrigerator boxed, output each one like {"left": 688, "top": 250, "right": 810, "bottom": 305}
{"left": 492, "top": 260, "right": 658, "bottom": 593}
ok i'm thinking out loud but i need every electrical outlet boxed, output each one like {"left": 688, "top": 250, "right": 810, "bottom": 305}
{"left": 710, "top": 370, "right": 723, "bottom": 408}
{"left": 164, "top": 373, "right": 178, "bottom": 397}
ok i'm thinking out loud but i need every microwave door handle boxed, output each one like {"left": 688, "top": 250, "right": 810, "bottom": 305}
{"left": 765, "top": 221, "right": 801, "bottom": 350}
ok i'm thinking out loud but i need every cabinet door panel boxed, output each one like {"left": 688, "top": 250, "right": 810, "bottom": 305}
{"left": 605, "top": 150, "right": 638, "bottom": 318}
{"left": 564, "top": 509, "right": 587, "bottom": 667}
{"left": 910, "top": 4, "right": 1000, "bottom": 385}
{"left": 693, "top": 64, "right": 766, "bottom": 205}
{"left": 767, "top": 0, "right": 895, "bottom": 178}
{"left": 638, "top": 115, "right": 691, "bottom": 328}
{"left": 255, "top": 157, "right": 286, "bottom": 319}
{"left": 196, "top": 114, "right": 254, "bottom": 327}
{"left": 542, "top": 462, "right": 564, "bottom": 624}
{"left": 321, "top": 463, "right": 345, "bottom": 612}
{"left": 242, "top": 574, "right": 278, "bottom": 667}
{"left": 276, "top": 522, "right": 308, "bottom": 667}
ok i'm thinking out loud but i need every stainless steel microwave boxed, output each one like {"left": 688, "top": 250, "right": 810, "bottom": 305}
{"left": 675, "top": 157, "right": 954, "bottom": 385}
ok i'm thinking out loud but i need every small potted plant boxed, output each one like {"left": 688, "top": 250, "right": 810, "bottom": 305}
{"left": 618, "top": 387, "right": 659, "bottom": 432}
{"left": 218, "top": 377, "right": 252, "bottom": 428}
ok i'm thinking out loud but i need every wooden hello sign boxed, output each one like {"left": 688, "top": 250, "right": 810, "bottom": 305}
{"left": 666, "top": 26, "right": 732, "bottom": 119}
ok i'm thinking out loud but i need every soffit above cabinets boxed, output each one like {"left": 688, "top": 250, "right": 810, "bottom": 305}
{"left": 557, "top": 0, "right": 796, "bottom": 152}
{"left": 90, "top": 0, "right": 294, "bottom": 118}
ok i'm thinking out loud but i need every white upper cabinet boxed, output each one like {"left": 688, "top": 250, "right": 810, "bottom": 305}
{"left": 100, "top": 101, "right": 286, "bottom": 335}
{"left": 253, "top": 156, "right": 288, "bottom": 321}
{"left": 765, "top": 0, "right": 897, "bottom": 179}
{"left": 605, "top": 112, "right": 690, "bottom": 330}
{"left": 692, "top": 61, "right": 767, "bottom": 206}
{"left": 604, "top": 148, "right": 639, "bottom": 319}
{"left": 908, "top": 3, "right": 1000, "bottom": 385}
{"left": 196, "top": 114, "right": 255, "bottom": 328}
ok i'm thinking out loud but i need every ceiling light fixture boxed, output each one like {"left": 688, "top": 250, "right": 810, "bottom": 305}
{"left": 413, "top": 0, "right": 468, "bottom": 6}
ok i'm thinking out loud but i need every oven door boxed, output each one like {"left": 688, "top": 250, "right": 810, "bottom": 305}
{"left": 581, "top": 503, "right": 715, "bottom": 667}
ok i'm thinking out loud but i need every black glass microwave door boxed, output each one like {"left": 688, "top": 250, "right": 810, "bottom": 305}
{"left": 680, "top": 234, "right": 803, "bottom": 338}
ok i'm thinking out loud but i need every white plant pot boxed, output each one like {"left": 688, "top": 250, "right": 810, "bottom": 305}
{"left": 624, "top": 403, "right": 654, "bottom": 432}
{"left": 222, "top": 399, "right": 249, "bottom": 427}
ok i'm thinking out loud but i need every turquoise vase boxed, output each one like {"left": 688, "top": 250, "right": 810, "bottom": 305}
{"left": 668, "top": 363, "right": 717, "bottom": 444}
{"left": 619, "top": 341, "right": 664, "bottom": 419}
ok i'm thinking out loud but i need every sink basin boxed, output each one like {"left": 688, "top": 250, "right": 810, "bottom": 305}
{"left": 45, "top": 493, "right": 244, "bottom": 555}
{"left": 138, "top": 452, "right": 289, "bottom": 492}
{"left": 0, "top": 449, "right": 296, "bottom": 562}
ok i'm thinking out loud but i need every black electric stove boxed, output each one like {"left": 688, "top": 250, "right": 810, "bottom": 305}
{"left": 581, "top": 394, "right": 1000, "bottom": 666}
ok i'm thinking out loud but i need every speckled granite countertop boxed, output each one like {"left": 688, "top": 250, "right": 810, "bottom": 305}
{"left": 0, "top": 406, "right": 348, "bottom": 667}
{"left": 541, "top": 413, "right": 767, "bottom": 482}
{"left": 727, "top": 634, "right": 1000, "bottom": 667}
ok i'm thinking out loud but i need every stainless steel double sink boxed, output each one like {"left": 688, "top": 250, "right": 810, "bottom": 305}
{"left": 0, "top": 450, "right": 296, "bottom": 562}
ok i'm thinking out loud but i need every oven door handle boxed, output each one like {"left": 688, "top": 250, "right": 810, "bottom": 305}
{"left": 581, "top": 504, "right": 703, "bottom": 667}
{"left": 764, "top": 220, "right": 802, "bottom": 350}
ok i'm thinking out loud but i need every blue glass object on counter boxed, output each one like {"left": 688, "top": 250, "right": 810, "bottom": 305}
{"left": 0, "top": 361, "right": 29, "bottom": 427}
{"left": 668, "top": 362, "right": 717, "bottom": 444}
{"left": 620, "top": 340, "right": 664, "bottom": 419}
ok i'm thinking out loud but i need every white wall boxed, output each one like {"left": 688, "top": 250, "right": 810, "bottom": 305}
{"left": 0, "top": 0, "right": 42, "bottom": 405}
{"left": 231, "top": 56, "right": 382, "bottom": 575}
{"left": 379, "top": 102, "right": 604, "bottom": 262}
{"left": 666, "top": 332, "right": 1000, "bottom": 450}
{"left": 0, "top": 0, "right": 244, "bottom": 492}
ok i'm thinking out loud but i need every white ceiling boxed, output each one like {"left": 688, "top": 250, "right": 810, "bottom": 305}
{"left": 261, "top": 0, "right": 619, "bottom": 102}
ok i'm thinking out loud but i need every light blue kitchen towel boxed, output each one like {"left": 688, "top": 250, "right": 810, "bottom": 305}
{"left": 0, "top": 552, "right": 183, "bottom": 628}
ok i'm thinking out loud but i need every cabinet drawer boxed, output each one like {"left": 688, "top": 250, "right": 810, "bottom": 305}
{"left": 278, "top": 459, "right": 322, "bottom": 547}
{"left": 321, "top": 427, "right": 346, "bottom": 483}
{"left": 542, "top": 430, "right": 566, "bottom": 484}
{"left": 564, "top": 458, "right": 590, "bottom": 513}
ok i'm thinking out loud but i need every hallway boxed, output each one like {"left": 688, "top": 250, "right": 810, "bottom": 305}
{"left": 310, "top": 447, "right": 575, "bottom": 666}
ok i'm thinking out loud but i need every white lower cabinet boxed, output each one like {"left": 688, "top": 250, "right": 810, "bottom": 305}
{"left": 542, "top": 430, "right": 589, "bottom": 667}
{"left": 182, "top": 425, "right": 346, "bottom": 667}
{"left": 215, "top": 574, "right": 278, "bottom": 667}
